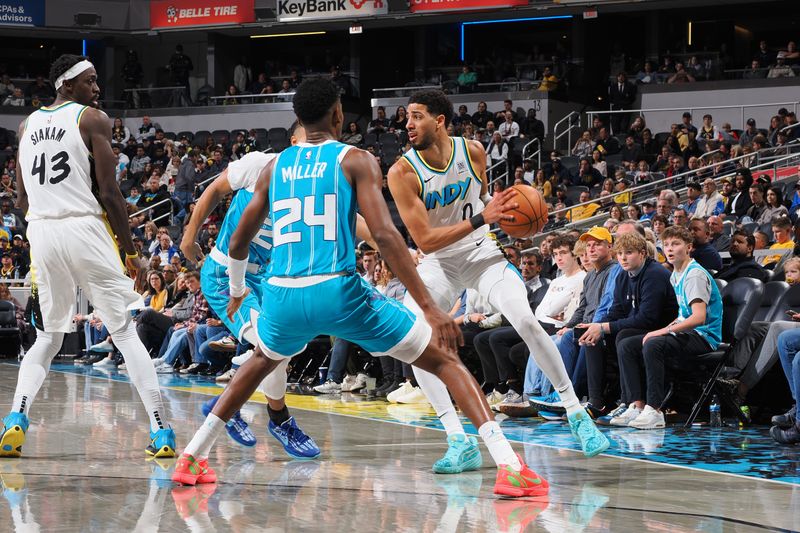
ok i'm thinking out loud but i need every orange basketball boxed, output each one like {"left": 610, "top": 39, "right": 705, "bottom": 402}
{"left": 498, "top": 184, "right": 549, "bottom": 239}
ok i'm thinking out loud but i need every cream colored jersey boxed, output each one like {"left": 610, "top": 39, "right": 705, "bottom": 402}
{"left": 17, "top": 101, "right": 103, "bottom": 221}
{"left": 402, "top": 136, "right": 488, "bottom": 258}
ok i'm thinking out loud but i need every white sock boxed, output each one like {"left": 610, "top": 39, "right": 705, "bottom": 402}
{"left": 111, "top": 321, "right": 168, "bottom": 432}
{"left": 478, "top": 421, "right": 521, "bottom": 471}
{"left": 11, "top": 331, "right": 63, "bottom": 415}
{"left": 184, "top": 413, "right": 226, "bottom": 460}
{"left": 412, "top": 366, "right": 466, "bottom": 436}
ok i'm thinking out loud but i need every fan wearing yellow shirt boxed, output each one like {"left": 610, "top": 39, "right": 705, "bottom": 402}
{"left": 568, "top": 190, "right": 601, "bottom": 222}
{"left": 762, "top": 216, "right": 795, "bottom": 266}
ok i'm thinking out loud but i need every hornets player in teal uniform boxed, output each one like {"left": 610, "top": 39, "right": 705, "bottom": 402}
{"left": 174, "top": 79, "right": 551, "bottom": 499}
{"left": 180, "top": 128, "right": 319, "bottom": 458}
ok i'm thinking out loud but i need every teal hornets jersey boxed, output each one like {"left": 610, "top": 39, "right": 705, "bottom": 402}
{"left": 268, "top": 140, "right": 357, "bottom": 277}
{"left": 671, "top": 259, "right": 723, "bottom": 349}
{"left": 215, "top": 152, "right": 275, "bottom": 266}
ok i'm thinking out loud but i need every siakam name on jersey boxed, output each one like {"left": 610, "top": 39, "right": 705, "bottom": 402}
{"left": 29, "top": 127, "right": 66, "bottom": 146}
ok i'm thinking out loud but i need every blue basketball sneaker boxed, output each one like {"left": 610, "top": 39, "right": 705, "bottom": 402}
{"left": 268, "top": 417, "right": 320, "bottom": 459}
{"left": 0, "top": 413, "right": 29, "bottom": 458}
{"left": 146, "top": 427, "right": 177, "bottom": 458}
{"left": 568, "top": 410, "right": 610, "bottom": 458}
{"left": 201, "top": 396, "right": 256, "bottom": 447}
{"left": 432, "top": 434, "right": 482, "bottom": 474}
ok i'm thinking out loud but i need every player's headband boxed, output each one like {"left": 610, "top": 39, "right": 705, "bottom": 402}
{"left": 55, "top": 60, "right": 94, "bottom": 90}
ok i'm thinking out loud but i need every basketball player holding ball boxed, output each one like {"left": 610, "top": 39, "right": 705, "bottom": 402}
{"left": 388, "top": 90, "right": 610, "bottom": 476}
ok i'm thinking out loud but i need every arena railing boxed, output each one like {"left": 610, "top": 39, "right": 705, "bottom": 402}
{"left": 552, "top": 111, "right": 581, "bottom": 152}
{"left": 520, "top": 148, "right": 800, "bottom": 243}
{"left": 208, "top": 93, "right": 295, "bottom": 104}
{"left": 522, "top": 137, "right": 542, "bottom": 170}
{"left": 372, "top": 85, "right": 442, "bottom": 98}
{"left": 586, "top": 101, "right": 800, "bottom": 132}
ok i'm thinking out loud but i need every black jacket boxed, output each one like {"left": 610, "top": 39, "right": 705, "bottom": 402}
{"left": 606, "top": 258, "right": 678, "bottom": 335}
{"left": 715, "top": 256, "right": 769, "bottom": 284}
{"left": 609, "top": 81, "right": 637, "bottom": 109}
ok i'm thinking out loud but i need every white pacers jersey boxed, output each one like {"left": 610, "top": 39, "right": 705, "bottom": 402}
{"left": 18, "top": 101, "right": 103, "bottom": 221}
{"left": 402, "top": 136, "right": 489, "bottom": 258}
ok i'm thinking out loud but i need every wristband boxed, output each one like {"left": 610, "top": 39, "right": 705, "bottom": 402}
{"left": 228, "top": 256, "right": 248, "bottom": 298}
{"left": 464, "top": 313, "right": 471, "bottom": 324}
{"left": 125, "top": 251, "right": 138, "bottom": 259}
{"left": 481, "top": 193, "right": 492, "bottom": 206}
{"left": 469, "top": 213, "right": 485, "bottom": 230}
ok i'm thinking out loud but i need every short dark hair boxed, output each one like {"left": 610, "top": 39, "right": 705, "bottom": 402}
{"left": 184, "top": 270, "right": 200, "bottom": 281}
{"left": 292, "top": 78, "right": 340, "bottom": 126}
{"left": 550, "top": 234, "right": 576, "bottom": 253}
{"left": 733, "top": 229, "right": 755, "bottom": 250}
{"left": 408, "top": 90, "right": 453, "bottom": 127}
{"left": 749, "top": 183, "right": 765, "bottom": 194}
{"left": 652, "top": 214, "right": 670, "bottom": 226}
{"left": 49, "top": 54, "right": 89, "bottom": 87}
{"left": 522, "top": 249, "right": 543, "bottom": 265}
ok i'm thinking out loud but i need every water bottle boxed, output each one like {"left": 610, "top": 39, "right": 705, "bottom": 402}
{"left": 709, "top": 395, "right": 722, "bottom": 427}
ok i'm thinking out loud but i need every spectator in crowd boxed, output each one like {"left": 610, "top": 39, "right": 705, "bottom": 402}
{"left": 672, "top": 207, "right": 689, "bottom": 227}
{"left": 768, "top": 52, "right": 795, "bottom": 78}
{"left": 614, "top": 226, "right": 722, "bottom": 429}
{"left": 3, "top": 87, "right": 24, "bottom": 106}
{"left": 695, "top": 178, "right": 725, "bottom": 218}
{"left": 568, "top": 190, "right": 601, "bottom": 221}
{"left": 683, "top": 182, "right": 702, "bottom": 215}
{"left": 340, "top": 122, "right": 363, "bottom": 146}
{"left": 168, "top": 44, "right": 193, "bottom": 104}
{"left": 368, "top": 106, "right": 390, "bottom": 135}
{"left": 0, "top": 252, "right": 19, "bottom": 283}
{"left": 620, "top": 135, "right": 643, "bottom": 169}
{"left": 689, "top": 218, "right": 722, "bottom": 272}
{"left": 635, "top": 61, "right": 657, "bottom": 84}
{"left": 740, "top": 118, "right": 760, "bottom": 146}
{"left": 761, "top": 216, "right": 795, "bottom": 266}
{"left": 112, "top": 118, "right": 131, "bottom": 144}
{"left": 250, "top": 73, "right": 270, "bottom": 95}
{"left": 471, "top": 101, "right": 492, "bottom": 130}
{"left": 628, "top": 116, "right": 646, "bottom": 142}
{"left": 26, "top": 75, "right": 54, "bottom": 102}
{"left": 639, "top": 199, "right": 656, "bottom": 221}
{"left": 756, "top": 40, "right": 775, "bottom": 68}
{"left": 626, "top": 204, "right": 642, "bottom": 222}
{"left": 578, "top": 231, "right": 678, "bottom": 424}
{"left": 715, "top": 230, "right": 769, "bottom": 283}
{"left": 137, "top": 177, "right": 172, "bottom": 224}
{"left": 595, "top": 127, "right": 619, "bottom": 155}
{"left": 457, "top": 65, "right": 478, "bottom": 92}
{"left": 571, "top": 158, "right": 603, "bottom": 188}
{"left": 126, "top": 185, "right": 141, "bottom": 206}
{"left": 129, "top": 145, "right": 150, "bottom": 177}
{"left": 277, "top": 79, "right": 294, "bottom": 102}
{"left": 486, "top": 132, "right": 508, "bottom": 173}
{"left": 136, "top": 116, "right": 156, "bottom": 142}
{"left": 533, "top": 169, "right": 551, "bottom": 199}
{"left": 773, "top": 325, "right": 800, "bottom": 444}
{"left": 0, "top": 282, "right": 25, "bottom": 337}
{"left": 1, "top": 199, "right": 24, "bottom": 232}
{"left": 667, "top": 62, "right": 696, "bottom": 83}
{"left": 572, "top": 131, "right": 595, "bottom": 158}
{"left": 520, "top": 108, "right": 545, "bottom": 141}
{"left": 724, "top": 168, "right": 754, "bottom": 220}
{"left": 452, "top": 105, "right": 472, "bottom": 131}
{"left": 498, "top": 111, "right": 520, "bottom": 141}
{"left": 153, "top": 234, "right": 180, "bottom": 271}
{"left": 538, "top": 65, "right": 559, "bottom": 91}
{"left": 222, "top": 85, "right": 239, "bottom": 105}
{"left": 389, "top": 106, "right": 408, "bottom": 132}
{"left": 743, "top": 183, "right": 768, "bottom": 224}
{"left": 608, "top": 72, "right": 636, "bottom": 134}
{"left": 591, "top": 150, "right": 607, "bottom": 178}
{"left": 0, "top": 74, "right": 15, "bottom": 98}
{"left": 744, "top": 59, "right": 766, "bottom": 80}
{"left": 495, "top": 100, "right": 519, "bottom": 122}
{"left": 143, "top": 270, "right": 170, "bottom": 312}
{"left": 121, "top": 49, "right": 144, "bottom": 108}
{"left": 546, "top": 158, "right": 570, "bottom": 189}
{"left": 761, "top": 186, "right": 790, "bottom": 224}
{"left": 767, "top": 115, "right": 784, "bottom": 146}
{"left": 233, "top": 57, "right": 251, "bottom": 95}
{"left": 707, "top": 215, "right": 731, "bottom": 252}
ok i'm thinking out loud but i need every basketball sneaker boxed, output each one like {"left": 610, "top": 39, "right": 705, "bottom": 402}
{"left": 145, "top": 428, "right": 177, "bottom": 458}
{"left": 395, "top": 387, "right": 430, "bottom": 405}
{"left": 596, "top": 403, "right": 628, "bottom": 426}
{"left": 432, "top": 434, "right": 482, "bottom": 474}
{"left": 268, "top": 417, "right": 320, "bottom": 459}
{"left": 172, "top": 454, "right": 217, "bottom": 486}
{"left": 493, "top": 454, "right": 549, "bottom": 498}
{"left": 201, "top": 396, "right": 256, "bottom": 447}
{"left": 568, "top": 410, "right": 611, "bottom": 457}
{"left": 313, "top": 380, "right": 342, "bottom": 394}
{"left": 0, "top": 413, "right": 29, "bottom": 458}
{"left": 386, "top": 381, "right": 414, "bottom": 403}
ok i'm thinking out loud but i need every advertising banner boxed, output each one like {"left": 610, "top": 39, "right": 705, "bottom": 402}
{"left": 0, "top": 0, "right": 44, "bottom": 26}
{"left": 410, "top": 0, "right": 527, "bottom": 13}
{"left": 277, "top": 0, "right": 388, "bottom": 22}
{"left": 150, "top": 0, "right": 255, "bottom": 29}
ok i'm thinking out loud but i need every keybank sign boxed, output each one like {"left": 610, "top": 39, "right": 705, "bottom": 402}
{"left": 277, "top": 0, "right": 387, "bottom": 21}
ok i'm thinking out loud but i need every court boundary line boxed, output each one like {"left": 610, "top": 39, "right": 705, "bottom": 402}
{"left": 26, "top": 363, "right": 800, "bottom": 489}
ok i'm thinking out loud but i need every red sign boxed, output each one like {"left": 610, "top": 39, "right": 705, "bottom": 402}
{"left": 150, "top": 0, "right": 255, "bottom": 29}
{"left": 410, "top": 0, "right": 527, "bottom": 12}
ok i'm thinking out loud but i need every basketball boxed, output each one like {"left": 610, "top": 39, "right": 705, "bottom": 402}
{"left": 498, "top": 184, "right": 548, "bottom": 239}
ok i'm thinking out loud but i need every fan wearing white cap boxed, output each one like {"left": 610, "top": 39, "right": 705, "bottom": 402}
{"left": 2, "top": 54, "right": 176, "bottom": 460}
